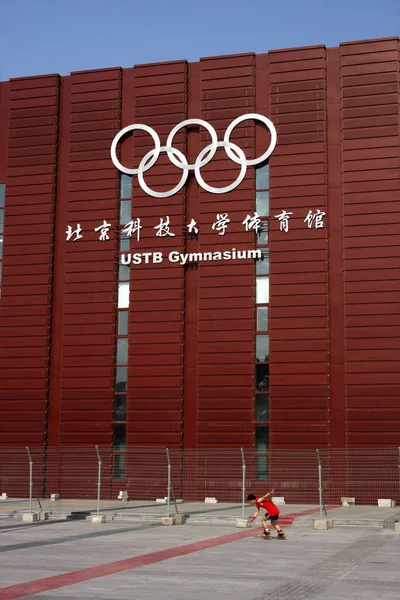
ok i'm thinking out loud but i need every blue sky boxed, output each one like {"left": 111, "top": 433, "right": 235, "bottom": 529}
{"left": 1, "top": 0, "right": 399, "bottom": 80}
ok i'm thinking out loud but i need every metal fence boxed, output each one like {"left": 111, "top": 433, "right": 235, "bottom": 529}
{"left": 0, "top": 447, "right": 399, "bottom": 514}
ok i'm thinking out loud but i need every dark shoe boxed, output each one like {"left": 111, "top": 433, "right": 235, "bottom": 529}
{"left": 277, "top": 532, "right": 286, "bottom": 540}
{"left": 261, "top": 532, "right": 271, "bottom": 539}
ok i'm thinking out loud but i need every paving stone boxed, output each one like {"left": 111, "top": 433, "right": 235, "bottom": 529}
{"left": 0, "top": 514, "right": 399, "bottom": 599}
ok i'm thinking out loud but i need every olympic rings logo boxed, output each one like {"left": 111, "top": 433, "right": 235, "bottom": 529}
{"left": 110, "top": 114, "right": 277, "bottom": 198}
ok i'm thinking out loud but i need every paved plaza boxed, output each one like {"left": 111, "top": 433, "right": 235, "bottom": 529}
{"left": 0, "top": 503, "right": 399, "bottom": 599}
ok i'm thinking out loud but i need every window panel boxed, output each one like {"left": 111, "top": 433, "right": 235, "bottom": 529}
{"left": 257, "top": 224, "right": 268, "bottom": 246}
{"left": 116, "top": 338, "right": 128, "bottom": 365}
{"left": 120, "top": 174, "right": 132, "bottom": 199}
{"left": 256, "top": 277, "right": 269, "bottom": 304}
{"left": 256, "top": 163, "right": 269, "bottom": 190}
{"left": 0, "top": 184, "right": 5, "bottom": 207}
{"left": 257, "top": 306, "right": 268, "bottom": 331}
{"left": 256, "top": 363, "right": 269, "bottom": 392}
{"left": 0, "top": 209, "right": 4, "bottom": 234}
{"left": 118, "top": 282, "right": 130, "bottom": 308}
{"left": 114, "top": 424, "right": 126, "bottom": 451}
{"left": 256, "top": 424, "right": 269, "bottom": 453}
{"left": 255, "top": 163, "right": 270, "bottom": 465}
{"left": 256, "top": 191, "right": 269, "bottom": 216}
{"left": 118, "top": 264, "right": 130, "bottom": 281}
{"left": 115, "top": 366, "right": 128, "bottom": 393}
{"left": 257, "top": 455, "right": 269, "bottom": 480}
{"left": 256, "top": 256, "right": 269, "bottom": 275}
{"left": 256, "top": 394, "right": 269, "bottom": 422}
{"left": 256, "top": 335, "right": 270, "bottom": 362}
{"left": 114, "top": 394, "right": 127, "bottom": 422}
{"left": 118, "top": 311, "right": 129, "bottom": 336}
{"left": 113, "top": 454, "right": 125, "bottom": 478}
{"left": 0, "top": 236, "right": 3, "bottom": 260}
{"left": 120, "top": 236, "right": 130, "bottom": 252}
{"left": 119, "top": 200, "right": 132, "bottom": 224}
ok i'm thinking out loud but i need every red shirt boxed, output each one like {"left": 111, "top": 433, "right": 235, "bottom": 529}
{"left": 256, "top": 497, "right": 279, "bottom": 517}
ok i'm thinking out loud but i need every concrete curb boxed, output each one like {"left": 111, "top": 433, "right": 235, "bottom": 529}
{"left": 3, "top": 504, "right": 400, "bottom": 531}
{"left": 1, "top": 510, "right": 396, "bottom": 530}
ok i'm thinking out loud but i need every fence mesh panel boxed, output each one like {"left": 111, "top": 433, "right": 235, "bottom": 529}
{"left": 318, "top": 448, "right": 400, "bottom": 504}
{"left": 0, "top": 446, "right": 399, "bottom": 505}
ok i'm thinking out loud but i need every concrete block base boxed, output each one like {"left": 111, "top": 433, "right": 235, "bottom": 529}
{"left": 118, "top": 491, "right": 129, "bottom": 501}
{"left": 39, "top": 512, "right": 49, "bottom": 521}
{"left": 90, "top": 514, "right": 106, "bottom": 524}
{"left": 0, "top": 493, "right": 8, "bottom": 500}
{"left": 50, "top": 494, "right": 60, "bottom": 501}
{"left": 174, "top": 514, "right": 187, "bottom": 525}
{"left": 204, "top": 497, "right": 218, "bottom": 503}
{"left": 236, "top": 518, "right": 251, "bottom": 528}
{"left": 161, "top": 517, "right": 176, "bottom": 526}
{"left": 273, "top": 496, "right": 285, "bottom": 505}
{"left": 22, "top": 512, "right": 40, "bottom": 522}
{"left": 314, "top": 519, "right": 333, "bottom": 530}
{"left": 378, "top": 499, "right": 395, "bottom": 508}
{"left": 156, "top": 498, "right": 167, "bottom": 504}
{"left": 394, "top": 522, "right": 400, "bottom": 533}
{"left": 341, "top": 497, "right": 355, "bottom": 507}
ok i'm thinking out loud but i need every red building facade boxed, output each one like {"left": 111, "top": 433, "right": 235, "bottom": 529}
{"left": 0, "top": 37, "right": 399, "bottom": 480}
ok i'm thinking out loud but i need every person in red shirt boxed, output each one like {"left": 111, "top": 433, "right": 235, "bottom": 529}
{"left": 247, "top": 489, "right": 286, "bottom": 539}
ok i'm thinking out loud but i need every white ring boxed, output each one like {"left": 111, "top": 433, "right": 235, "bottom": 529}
{"left": 194, "top": 141, "right": 247, "bottom": 194}
{"left": 110, "top": 114, "right": 278, "bottom": 195}
{"left": 224, "top": 113, "right": 277, "bottom": 166}
{"left": 110, "top": 124, "right": 160, "bottom": 175}
{"left": 138, "top": 146, "right": 189, "bottom": 198}
{"left": 166, "top": 119, "right": 218, "bottom": 170}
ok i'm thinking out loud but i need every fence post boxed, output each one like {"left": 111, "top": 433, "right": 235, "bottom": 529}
{"left": 166, "top": 448, "right": 171, "bottom": 518}
{"left": 26, "top": 446, "right": 33, "bottom": 514}
{"left": 398, "top": 448, "right": 400, "bottom": 497}
{"left": 240, "top": 448, "right": 246, "bottom": 519}
{"left": 316, "top": 449, "right": 327, "bottom": 518}
{"left": 95, "top": 445, "right": 101, "bottom": 516}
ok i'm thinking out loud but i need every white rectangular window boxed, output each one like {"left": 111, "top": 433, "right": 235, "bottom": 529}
{"left": 118, "top": 282, "right": 130, "bottom": 308}
{"left": 256, "top": 277, "right": 269, "bottom": 304}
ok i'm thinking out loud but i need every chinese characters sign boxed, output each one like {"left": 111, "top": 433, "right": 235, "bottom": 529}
{"left": 275, "top": 209, "right": 326, "bottom": 232}
{"left": 66, "top": 209, "right": 326, "bottom": 266}
{"left": 66, "top": 210, "right": 326, "bottom": 242}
